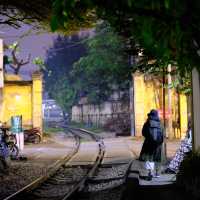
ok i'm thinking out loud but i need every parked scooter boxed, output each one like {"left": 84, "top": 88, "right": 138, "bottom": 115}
{"left": 24, "top": 127, "right": 42, "bottom": 144}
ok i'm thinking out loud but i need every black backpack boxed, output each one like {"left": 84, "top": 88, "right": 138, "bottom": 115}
{"left": 149, "top": 120, "right": 163, "bottom": 145}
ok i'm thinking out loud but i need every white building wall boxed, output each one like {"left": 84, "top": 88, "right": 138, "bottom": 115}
{"left": 72, "top": 101, "right": 127, "bottom": 125}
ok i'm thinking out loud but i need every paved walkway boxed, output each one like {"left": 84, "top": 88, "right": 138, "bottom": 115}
{"left": 21, "top": 133, "right": 75, "bottom": 163}
{"left": 124, "top": 136, "right": 180, "bottom": 159}
{"left": 17, "top": 135, "right": 181, "bottom": 174}
{"left": 125, "top": 137, "right": 180, "bottom": 187}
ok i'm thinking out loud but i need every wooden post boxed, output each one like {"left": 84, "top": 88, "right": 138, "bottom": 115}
{"left": 192, "top": 68, "right": 200, "bottom": 151}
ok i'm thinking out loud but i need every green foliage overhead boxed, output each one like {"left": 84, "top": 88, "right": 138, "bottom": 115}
{"left": 4, "top": 1, "right": 199, "bottom": 73}
{"left": 50, "top": 0, "right": 96, "bottom": 33}
{"left": 0, "top": 0, "right": 52, "bottom": 28}
{"left": 51, "top": 0, "right": 200, "bottom": 73}
{"left": 3, "top": 0, "right": 200, "bottom": 73}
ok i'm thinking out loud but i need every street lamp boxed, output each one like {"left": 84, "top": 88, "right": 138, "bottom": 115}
{"left": 47, "top": 105, "right": 52, "bottom": 119}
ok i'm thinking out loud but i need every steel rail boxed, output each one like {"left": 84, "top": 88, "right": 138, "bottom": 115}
{"left": 61, "top": 127, "right": 105, "bottom": 200}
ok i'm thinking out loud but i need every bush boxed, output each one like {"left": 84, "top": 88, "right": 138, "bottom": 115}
{"left": 176, "top": 151, "right": 200, "bottom": 199}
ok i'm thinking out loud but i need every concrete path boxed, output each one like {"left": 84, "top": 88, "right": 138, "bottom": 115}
{"left": 103, "top": 138, "right": 135, "bottom": 164}
{"left": 68, "top": 142, "right": 99, "bottom": 165}
{"left": 21, "top": 133, "right": 75, "bottom": 164}
{"left": 20, "top": 135, "right": 180, "bottom": 168}
{"left": 68, "top": 137, "right": 135, "bottom": 165}
{"left": 124, "top": 136, "right": 180, "bottom": 158}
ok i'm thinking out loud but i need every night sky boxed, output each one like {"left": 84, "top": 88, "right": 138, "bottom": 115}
{"left": 1, "top": 24, "right": 58, "bottom": 80}
{"left": 1, "top": 24, "right": 93, "bottom": 80}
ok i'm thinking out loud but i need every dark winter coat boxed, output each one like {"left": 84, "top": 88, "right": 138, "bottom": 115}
{"left": 139, "top": 115, "right": 164, "bottom": 162}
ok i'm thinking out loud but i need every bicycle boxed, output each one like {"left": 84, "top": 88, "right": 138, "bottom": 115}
{"left": 0, "top": 126, "right": 19, "bottom": 159}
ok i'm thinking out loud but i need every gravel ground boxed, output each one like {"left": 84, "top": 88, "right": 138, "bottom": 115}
{"left": 0, "top": 135, "right": 74, "bottom": 200}
{"left": 76, "top": 185, "right": 125, "bottom": 200}
{"left": 93, "top": 164, "right": 130, "bottom": 180}
{"left": 85, "top": 163, "right": 130, "bottom": 192}
{"left": 0, "top": 160, "right": 48, "bottom": 199}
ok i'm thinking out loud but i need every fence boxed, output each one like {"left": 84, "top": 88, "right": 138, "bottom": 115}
{"left": 72, "top": 112, "right": 130, "bottom": 128}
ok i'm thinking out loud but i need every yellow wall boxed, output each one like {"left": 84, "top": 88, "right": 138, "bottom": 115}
{"left": 145, "top": 80, "right": 160, "bottom": 113}
{"left": 32, "top": 73, "right": 43, "bottom": 130}
{"left": 180, "top": 94, "right": 188, "bottom": 138}
{"left": 0, "top": 84, "right": 32, "bottom": 126}
{"left": 0, "top": 72, "right": 43, "bottom": 132}
{"left": 133, "top": 72, "right": 188, "bottom": 139}
{"left": 134, "top": 73, "right": 145, "bottom": 136}
{"left": 134, "top": 73, "right": 162, "bottom": 136}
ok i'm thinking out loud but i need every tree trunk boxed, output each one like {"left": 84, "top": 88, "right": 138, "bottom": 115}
{"left": 14, "top": 67, "right": 20, "bottom": 74}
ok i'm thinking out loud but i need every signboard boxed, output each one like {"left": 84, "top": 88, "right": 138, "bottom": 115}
{"left": 158, "top": 109, "right": 171, "bottom": 119}
{"left": 11, "top": 115, "right": 22, "bottom": 134}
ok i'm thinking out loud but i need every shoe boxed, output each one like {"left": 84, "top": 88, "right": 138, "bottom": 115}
{"left": 153, "top": 174, "right": 160, "bottom": 178}
{"left": 142, "top": 174, "right": 152, "bottom": 181}
{"left": 164, "top": 168, "right": 176, "bottom": 174}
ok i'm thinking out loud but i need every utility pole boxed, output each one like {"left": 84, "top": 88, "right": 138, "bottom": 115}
{"left": 129, "top": 55, "right": 135, "bottom": 136}
{"left": 162, "top": 66, "right": 167, "bottom": 163}
{"left": 130, "top": 81, "right": 135, "bottom": 136}
{"left": 162, "top": 67, "right": 166, "bottom": 132}
{"left": 167, "top": 64, "right": 173, "bottom": 139}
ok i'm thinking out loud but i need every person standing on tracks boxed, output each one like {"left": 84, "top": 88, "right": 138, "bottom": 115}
{"left": 139, "top": 109, "right": 164, "bottom": 178}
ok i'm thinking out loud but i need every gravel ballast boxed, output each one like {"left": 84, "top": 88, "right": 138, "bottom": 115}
{"left": 0, "top": 160, "right": 49, "bottom": 199}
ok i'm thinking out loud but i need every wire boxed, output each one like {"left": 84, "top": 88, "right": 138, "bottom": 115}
{"left": 1, "top": 27, "right": 109, "bottom": 54}
{"left": 47, "top": 29, "right": 107, "bottom": 52}
{"left": 0, "top": 30, "right": 50, "bottom": 39}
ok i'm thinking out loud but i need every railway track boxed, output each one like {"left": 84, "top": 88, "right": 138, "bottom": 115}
{"left": 3, "top": 127, "right": 106, "bottom": 200}
{"left": 68, "top": 128, "right": 132, "bottom": 193}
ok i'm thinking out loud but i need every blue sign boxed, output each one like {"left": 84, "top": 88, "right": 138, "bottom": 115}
{"left": 11, "top": 115, "right": 22, "bottom": 134}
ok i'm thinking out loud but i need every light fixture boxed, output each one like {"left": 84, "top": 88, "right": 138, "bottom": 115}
{"left": 15, "top": 94, "right": 21, "bottom": 101}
